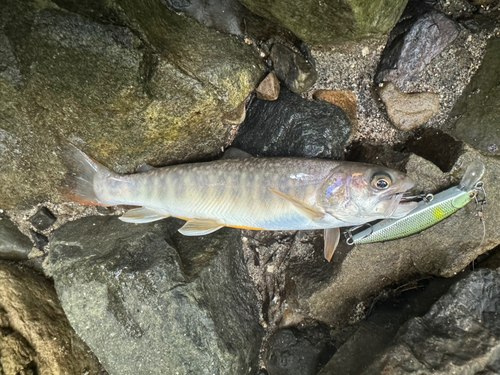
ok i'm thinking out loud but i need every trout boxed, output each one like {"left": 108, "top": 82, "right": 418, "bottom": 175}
{"left": 64, "top": 145, "right": 417, "bottom": 261}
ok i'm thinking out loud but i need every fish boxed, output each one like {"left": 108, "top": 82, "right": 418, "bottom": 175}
{"left": 350, "top": 160, "right": 485, "bottom": 245}
{"left": 62, "top": 144, "right": 417, "bottom": 261}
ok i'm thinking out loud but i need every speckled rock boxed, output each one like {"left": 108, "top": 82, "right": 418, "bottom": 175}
{"left": 378, "top": 83, "right": 440, "bottom": 131}
{"left": 238, "top": 0, "right": 409, "bottom": 45}
{"left": 232, "top": 87, "right": 353, "bottom": 159}
{"left": 0, "top": 263, "right": 100, "bottom": 375}
{"left": 0, "top": 215, "right": 32, "bottom": 261}
{"left": 444, "top": 37, "right": 500, "bottom": 155}
{"left": 375, "top": 1, "right": 460, "bottom": 87}
{"left": 0, "top": 0, "right": 264, "bottom": 209}
{"left": 45, "top": 216, "right": 262, "bottom": 375}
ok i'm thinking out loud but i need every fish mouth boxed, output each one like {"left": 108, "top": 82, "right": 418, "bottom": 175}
{"left": 383, "top": 178, "right": 417, "bottom": 218}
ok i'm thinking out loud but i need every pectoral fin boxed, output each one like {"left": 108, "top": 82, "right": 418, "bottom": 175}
{"left": 324, "top": 227, "right": 340, "bottom": 262}
{"left": 269, "top": 189, "right": 325, "bottom": 221}
{"left": 221, "top": 147, "right": 253, "bottom": 159}
{"left": 119, "top": 207, "right": 170, "bottom": 223}
{"left": 178, "top": 218, "right": 224, "bottom": 236}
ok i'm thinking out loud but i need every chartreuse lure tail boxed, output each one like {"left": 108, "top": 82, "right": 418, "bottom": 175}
{"left": 351, "top": 161, "right": 485, "bottom": 245}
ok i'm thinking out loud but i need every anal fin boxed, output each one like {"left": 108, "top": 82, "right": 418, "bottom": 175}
{"left": 269, "top": 189, "right": 325, "bottom": 221}
{"left": 119, "top": 207, "right": 170, "bottom": 223}
{"left": 324, "top": 227, "right": 340, "bottom": 262}
{"left": 178, "top": 218, "right": 224, "bottom": 236}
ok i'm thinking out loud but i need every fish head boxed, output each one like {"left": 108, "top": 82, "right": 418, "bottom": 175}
{"left": 318, "top": 163, "right": 417, "bottom": 224}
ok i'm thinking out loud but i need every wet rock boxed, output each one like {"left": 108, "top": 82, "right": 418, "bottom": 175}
{"left": 0, "top": 215, "right": 32, "bottom": 261}
{"left": 31, "top": 231, "right": 49, "bottom": 251}
{"left": 270, "top": 43, "right": 317, "bottom": 94}
{"left": 0, "top": 0, "right": 264, "bottom": 209}
{"left": 239, "top": 0, "right": 408, "bottom": 46}
{"left": 375, "top": 1, "right": 460, "bottom": 87}
{"left": 29, "top": 207, "right": 56, "bottom": 231}
{"left": 444, "top": 37, "right": 500, "bottom": 155}
{"left": 45, "top": 216, "right": 262, "bottom": 375}
{"left": 233, "top": 87, "right": 353, "bottom": 159}
{"left": 362, "top": 269, "right": 500, "bottom": 374}
{"left": 313, "top": 89, "right": 357, "bottom": 126}
{"left": 265, "top": 326, "right": 335, "bottom": 375}
{"left": 0, "top": 262, "right": 100, "bottom": 374}
{"left": 257, "top": 72, "right": 280, "bottom": 101}
{"left": 378, "top": 83, "right": 440, "bottom": 131}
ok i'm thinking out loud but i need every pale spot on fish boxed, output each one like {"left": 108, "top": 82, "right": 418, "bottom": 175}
{"left": 289, "top": 173, "right": 312, "bottom": 180}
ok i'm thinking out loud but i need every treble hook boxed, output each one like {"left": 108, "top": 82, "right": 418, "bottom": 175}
{"left": 344, "top": 223, "right": 373, "bottom": 245}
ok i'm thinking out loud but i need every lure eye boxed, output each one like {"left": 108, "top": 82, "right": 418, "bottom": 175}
{"left": 371, "top": 173, "right": 392, "bottom": 190}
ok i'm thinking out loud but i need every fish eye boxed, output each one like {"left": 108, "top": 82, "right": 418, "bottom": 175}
{"left": 371, "top": 173, "right": 392, "bottom": 190}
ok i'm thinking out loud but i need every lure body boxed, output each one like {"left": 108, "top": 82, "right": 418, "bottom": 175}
{"left": 352, "top": 186, "right": 475, "bottom": 245}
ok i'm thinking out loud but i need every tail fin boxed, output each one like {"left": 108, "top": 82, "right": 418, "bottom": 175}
{"left": 60, "top": 142, "right": 112, "bottom": 206}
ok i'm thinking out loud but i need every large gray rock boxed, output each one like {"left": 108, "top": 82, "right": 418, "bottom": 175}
{"left": 238, "top": 0, "right": 408, "bottom": 46}
{"left": 232, "top": 87, "right": 353, "bottom": 159}
{"left": 375, "top": 1, "right": 460, "bottom": 87}
{"left": 444, "top": 37, "right": 500, "bottom": 155}
{"left": 45, "top": 216, "right": 262, "bottom": 375}
{"left": 0, "top": 0, "right": 264, "bottom": 209}
{"left": 0, "top": 215, "right": 32, "bottom": 261}
{"left": 0, "top": 262, "right": 101, "bottom": 375}
{"left": 361, "top": 269, "right": 500, "bottom": 375}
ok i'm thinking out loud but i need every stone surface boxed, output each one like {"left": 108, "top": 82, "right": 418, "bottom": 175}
{"left": 378, "top": 83, "right": 440, "bottom": 131}
{"left": 238, "top": 0, "right": 409, "bottom": 45}
{"left": 232, "top": 87, "right": 353, "bottom": 159}
{"left": 0, "top": 262, "right": 100, "bottom": 375}
{"left": 375, "top": 1, "right": 460, "bottom": 87}
{"left": 0, "top": 0, "right": 264, "bottom": 209}
{"left": 444, "top": 37, "right": 500, "bottom": 155}
{"left": 265, "top": 326, "right": 335, "bottom": 375}
{"left": 270, "top": 43, "right": 317, "bottom": 94}
{"left": 29, "top": 207, "right": 56, "bottom": 231}
{"left": 361, "top": 269, "right": 500, "bottom": 374}
{"left": 45, "top": 216, "right": 262, "bottom": 375}
{"left": 0, "top": 215, "right": 32, "bottom": 261}
{"left": 257, "top": 72, "right": 280, "bottom": 101}
{"left": 313, "top": 89, "right": 357, "bottom": 126}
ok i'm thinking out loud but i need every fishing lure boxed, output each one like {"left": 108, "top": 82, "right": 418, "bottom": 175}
{"left": 348, "top": 161, "right": 486, "bottom": 245}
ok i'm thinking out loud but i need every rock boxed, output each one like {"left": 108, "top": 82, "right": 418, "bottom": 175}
{"left": 378, "top": 83, "right": 440, "bottom": 131}
{"left": 265, "top": 326, "right": 335, "bottom": 375}
{"left": 444, "top": 37, "right": 500, "bottom": 155}
{"left": 29, "top": 207, "right": 56, "bottom": 231}
{"left": 31, "top": 230, "right": 49, "bottom": 251}
{"left": 238, "top": 0, "right": 408, "bottom": 46}
{"left": 270, "top": 43, "right": 317, "bottom": 94}
{"left": 375, "top": 1, "right": 460, "bottom": 87}
{"left": 0, "top": 0, "right": 264, "bottom": 209}
{"left": 313, "top": 90, "right": 357, "bottom": 126}
{"left": 0, "top": 262, "right": 100, "bottom": 374}
{"left": 232, "top": 87, "right": 353, "bottom": 159}
{"left": 257, "top": 72, "right": 280, "bottom": 101}
{"left": 0, "top": 216, "right": 32, "bottom": 261}
{"left": 45, "top": 216, "right": 262, "bottom": 375}
{"left": 361, "top": 269, "right": 500, "bottom": 374}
